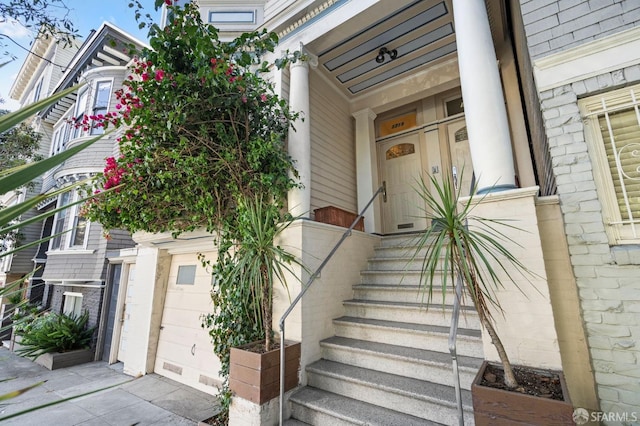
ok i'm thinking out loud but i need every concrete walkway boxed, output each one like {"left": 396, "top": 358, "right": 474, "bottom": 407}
{"left": 0, "top": 347, "right": 221, "bottom": 425}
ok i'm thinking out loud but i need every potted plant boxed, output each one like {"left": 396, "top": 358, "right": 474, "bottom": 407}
{"left": 211, "top": 195, "right": 303, "bottom": 405}
{"left": 412, "top": 171, "right": 573, "bottom": 425}
{"left": 14, "top": 310, "right": 95, "bottom": 370}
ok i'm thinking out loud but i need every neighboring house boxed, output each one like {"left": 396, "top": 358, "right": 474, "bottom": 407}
{"left": 6, "top": 23, "right": 147, "bottom": 360}
{"left": 69, "top": 1, "right": 640, "bottom": 424}
{"left": 1, "top": 35, "right": 81, "bottom": 339}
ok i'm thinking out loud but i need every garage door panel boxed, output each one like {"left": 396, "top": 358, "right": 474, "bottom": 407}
{"left": 154, "top": 252, "right": 222, "bottom": 395}
{"left": 164, "top": 290, "right": 213, "bottom": 309}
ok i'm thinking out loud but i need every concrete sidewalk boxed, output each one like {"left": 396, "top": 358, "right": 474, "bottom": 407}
{"left": 0, "top": 347, "right": 221, "bottom": 425}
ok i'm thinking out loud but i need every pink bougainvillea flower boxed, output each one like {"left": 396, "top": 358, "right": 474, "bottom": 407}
{"left": 141, "top": 72, "right": 149, "bottom": 81}
{"left": 155, "top": 69, "right": 165, "bottom": 81}
{"left": 260, "top": 94, "right": 267, "bottom": 102}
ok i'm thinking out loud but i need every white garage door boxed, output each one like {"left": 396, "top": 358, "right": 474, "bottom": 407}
{"left": 154, "top": 252, "right": 222, "bottom": 395}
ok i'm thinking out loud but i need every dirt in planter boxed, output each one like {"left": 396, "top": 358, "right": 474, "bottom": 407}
{"left": 480, "top": 363, "right": 565, "bottom": 401}
{"left": 241, "top": 340, "right": 281, "bottom": 353}
{"left": 201, "top": 410, "right": 228, "bottom": 425}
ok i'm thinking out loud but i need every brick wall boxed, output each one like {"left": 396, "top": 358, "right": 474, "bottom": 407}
{"left": 538, "top": 63, "right": 640, "bottom": 416}
{"left": 47, "top": 284, "right": 104, "bottom": 329}
{"left": 520, "top": 0, "right": 640, "bottom": 59}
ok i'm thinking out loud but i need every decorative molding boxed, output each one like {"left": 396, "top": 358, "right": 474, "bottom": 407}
{"left": 534, "top": 26, "right": 640, "bottom": 92}
{"left": 278, "top": 0, "right": 342, "bottom": 41}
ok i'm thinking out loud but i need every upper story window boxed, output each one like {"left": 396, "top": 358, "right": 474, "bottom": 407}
{"left": 91, "top": 80, "right": 112, "bottom": 135}
{"left": 33, "top": 78, "right": 44, "bottom": 103}
{"left": 51, "top": 114, "right": 72, "bottom": 156}
{"left": 73, "top": 90, "right": 89, "bottom": 139}
{"left": 50, "top": 191, "right": 71, "bottom": 250}
{"left": 49, "top": 190, "right": 90, "bottom": 251}
{"left": 580, "top": 84, "right": 640, "bottom": 245}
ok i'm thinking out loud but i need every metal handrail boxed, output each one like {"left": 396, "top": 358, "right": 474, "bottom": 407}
{"left": 278, "top": 183, "right": 387, "bottom": 425}
{"left": 449, "top": 272, "right": 464, "bottom": 426}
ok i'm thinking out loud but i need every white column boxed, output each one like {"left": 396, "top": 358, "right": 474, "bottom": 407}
{"left": 352, "top": 108, "right": 381, "bottom": 234}
{"left": 453, "top": 0, "right": 516, "bottom": 193}
{"left": 288, "top": 60, "right": 312, "bottom": 217}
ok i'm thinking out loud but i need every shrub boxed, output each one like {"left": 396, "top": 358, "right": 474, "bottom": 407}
{"left": 15, "top": 311, "right": 95, "bottom": 359}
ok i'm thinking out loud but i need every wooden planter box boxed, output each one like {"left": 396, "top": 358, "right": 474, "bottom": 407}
{"left": 472, "top": 361, "right": 574, "bottom": 425}
{"left": 314, "top": 206, "right": 364, "bottom": 231}
{"left": 34, "top": 348, "right": 95, "bottom": 370}
{"left": 229, "top": 341, "right": 301, "bottom": 404}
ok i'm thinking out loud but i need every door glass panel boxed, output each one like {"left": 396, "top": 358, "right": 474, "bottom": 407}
{"left": 386, "top": 143, "right": 415, "bottom": 159}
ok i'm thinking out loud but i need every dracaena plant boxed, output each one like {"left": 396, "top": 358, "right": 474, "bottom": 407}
{"left": 413, "top": 171, "right": 533, "bottom": 389}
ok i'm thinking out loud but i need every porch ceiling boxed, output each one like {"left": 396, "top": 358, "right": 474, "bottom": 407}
{"left": 313, "top": 0, "right": 456, "bottom": 97}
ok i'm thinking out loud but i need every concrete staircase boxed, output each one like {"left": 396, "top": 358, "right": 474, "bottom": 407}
{"left": 287, "top": 234, "right": 483, "bottom": 425}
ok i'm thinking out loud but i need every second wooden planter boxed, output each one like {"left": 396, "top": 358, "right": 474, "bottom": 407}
{"left": 229, "top": 340, "right": 301, "bottom": 404}
{"left": 472, "top": 361, "right": 574, "bottom": 425}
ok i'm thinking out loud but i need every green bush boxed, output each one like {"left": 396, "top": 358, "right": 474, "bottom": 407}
{"left": 15, "top": 311, "right": 95, "bottom": 359}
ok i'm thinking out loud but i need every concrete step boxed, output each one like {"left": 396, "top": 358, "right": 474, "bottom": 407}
{"left": 343, "top": 299, "right": 480, "bottom": 329}
{"left": 305, "top": 360, "right": 474, "bottom": 425}
{"left": 289, "top": 386, "right": 442, "bottom": 425}
{"left": 378, "top": 234, "right": 424, "bottom": 248}
{"left": 359, "top": 270, "right": 427, "bottom": 285}
{"left": 352, "top": 283, "right": 475, "bottom": 307}
{"left": 320, "top": 336, "right": 482, "bottom": 390}
{"left": 366, "top": 256, "right": 430, "bottom": 271}
{"left": 373, "top": 244, "right": 430, "bottom": 259}
{"left": 333, "top": 316, "right": 483, "bottom": 358}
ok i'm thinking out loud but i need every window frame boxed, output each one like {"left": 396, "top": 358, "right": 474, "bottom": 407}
{"left": 62, "top": 291, "right": 83, "bottom": 317}
{"left": 90, "top": 79, "right": 113, "bottom": 135}
{"left": 580, "top": 84, "right": 640, "bottom": 245}
{"left": 49, "top": 190, "right": 91, "bottom": 251}
{"left": 49, "top": 191, "right": 72, "bottom": 250}
{"left": 73, "top": 89, "right": 89, "bottom": 139}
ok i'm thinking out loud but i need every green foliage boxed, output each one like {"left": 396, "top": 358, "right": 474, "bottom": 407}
{"left": 0, "top": 112, "right": 43, "bottom": 172}
{"left": 84, "top": 1, "right": 299, "bottom": 236}
{"left": 15, "top": 311, "right": 95, "bottom": 359}
{"left": 412, "top": 171, "right": 533, "bottom": 388}
{"left": 201, "top": 195, "right": 304, "bottom": 412}
{"left": 0, "top": 0, "right": 79, "bottom": 62}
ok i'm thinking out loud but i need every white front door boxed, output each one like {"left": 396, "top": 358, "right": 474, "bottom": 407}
{"left": 378, "top": 132, "right": 427, "bottom": 234}
{"left": 116, "top": 265, "right": 135, "bottom": 363}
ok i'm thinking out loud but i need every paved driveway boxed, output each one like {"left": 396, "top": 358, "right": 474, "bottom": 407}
{"left": 0, "top": 347, "right": 221, "bottom": 425}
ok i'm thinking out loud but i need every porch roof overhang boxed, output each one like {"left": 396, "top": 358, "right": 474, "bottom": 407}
{"left": 270, "top": 0, "right": 507, "bottom": 100}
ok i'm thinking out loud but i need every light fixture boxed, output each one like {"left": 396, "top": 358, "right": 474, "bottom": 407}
{"left": 375, "top": 47, "right": 398, "bottom": 63}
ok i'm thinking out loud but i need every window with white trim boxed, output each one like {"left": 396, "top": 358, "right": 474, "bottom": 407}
{"left": 73, "top": 89, "right": 89, "bottom": 139}
{"left": 90, "top": 80, "right": 112, "bottom": 135}
{"left": 50, "top": 191, "right": 71, "bottom": 250}
{"left": 580, "top": 84, "right": 640, "bottom": 244}
{"left": 51, "top": 114, "right": 72, "bottom": 156}
{"left": 49, "top": 190, "right": 90, "bottom": 250}
{"left": 63, "top": 292, "right": 83, "bottom": 317}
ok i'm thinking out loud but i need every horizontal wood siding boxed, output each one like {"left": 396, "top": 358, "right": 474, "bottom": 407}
{"left": 265, "top": 0, "right": 297, "bottom": 21}
{"left": 309, "top": 72, "right": 357, "bottom": 215}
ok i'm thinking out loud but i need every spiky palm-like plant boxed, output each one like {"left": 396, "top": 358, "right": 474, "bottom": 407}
{"left": 413, "top": 172, "right": 532, "bottom": 389}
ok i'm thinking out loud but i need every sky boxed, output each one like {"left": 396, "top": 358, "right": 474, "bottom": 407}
{"left": 0, "top": 0, "right": 160, "bottom": 111}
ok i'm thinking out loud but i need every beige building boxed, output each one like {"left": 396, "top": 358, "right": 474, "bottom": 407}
{"left": 104, "top": 1, "right": 640, "bottom": 425}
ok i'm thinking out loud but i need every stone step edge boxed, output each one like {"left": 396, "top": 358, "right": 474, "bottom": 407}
{"left": 289, "top": 386, "right": 443, "bottom": 426}
{"left": 320, "top": 336, "right": 483, "bottom": 372}
{"left": 306, "top": 359, "right": 473, "bottom": 410}
{"left": 333, "top": 316, "right": 482, "bottom": 339}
